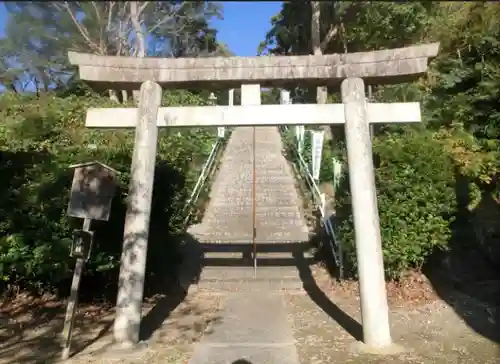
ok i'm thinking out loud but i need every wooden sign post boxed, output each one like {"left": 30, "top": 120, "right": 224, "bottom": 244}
{"left": 62, "top": 161, "right": 119, "bottom": 360}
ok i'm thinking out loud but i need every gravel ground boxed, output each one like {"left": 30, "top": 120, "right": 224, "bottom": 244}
{"left": 1, "top": 267, "right": 498, "bottom": 364}
{"left": 286, "top": 267, "right": 500, "bottom": 364}
{"left": 0, "top": 291, "right": 225, "bottom": 364}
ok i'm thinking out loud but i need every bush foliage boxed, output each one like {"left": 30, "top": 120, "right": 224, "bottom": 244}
{"left": 335, "top": 128, "right": 457, "bottom": 279}
{"left": 0, "top": 90, "right": 216, "bottom": 299}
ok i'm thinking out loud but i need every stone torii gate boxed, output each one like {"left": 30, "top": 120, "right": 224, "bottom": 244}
{"left": 68, "top": 42, "right": 439, "bottom": 350}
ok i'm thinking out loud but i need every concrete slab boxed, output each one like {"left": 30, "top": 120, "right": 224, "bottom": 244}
{"left": 189, "top": 345, "right": 300, "bottom": 364}
{"left": 188, "top": 293, "right": 300, "bottom": 364}
{"left": 204, "top": 293, "right": 293, "bottom": 344}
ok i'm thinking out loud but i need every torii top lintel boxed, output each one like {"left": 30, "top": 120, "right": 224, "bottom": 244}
{"left": 68, "top": 43, "right": 439, "bottom": 91}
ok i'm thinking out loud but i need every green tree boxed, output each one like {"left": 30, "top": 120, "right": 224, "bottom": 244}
{"left": 0, "top": 89, "right": 218, "bottom": 298}
{"left": 0, "top": 1, "right": 225, "bottom": 95}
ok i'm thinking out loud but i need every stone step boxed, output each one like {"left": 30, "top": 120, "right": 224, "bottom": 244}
{"left": 215, "top": 178, "right": 296, "bottom": 185}
{"left": 220, "top": 162, "right": 287, "bottom": 167}
{"left": 206, "top": 204, "right": 302, "bottom": 210}
{"left": 189, "top": 279, "right": 305, "bottom": 293}
{"left": 217, "top": 168, "right": 291, "bottom": 174}
{"left": 198, "top": 224, "right": 307, "bottom": 234}
{"left": 199, "top": 266, "right": 303, "bottom": 281}
{"left": 208, "top": 199, "right": 298, "bottom": 207}
{"left": 204, "top": 203, "right": 301, "bottom": 210}
{"left": 200, "top": 241, "right": 315, "bottom": 261}
{"left": 209, "top": 191, "right": 298, "bottom": 199}
{"left": 209, "top": 188, "right": 298, "bottom": 196}
{"left": 203, "top": 250, "right": 314, "bottom": 260}
{"left": 204, "top": 207, "right": 303, "bottom": 219}
{"left": 200, "top": 219, "right": 309, "bottom": 230}
{"left": 188, "top": 266, "right": 311, "bottom": 293}
{"left": 212, "top": 175, "right": 295, "bottom": 182}
{"left": 201, "top": 208, "right": 305, "bottom": 218}
{"left": 201, "top": 241, "right": 312, "bottom": 252}
{"left": 198, "top": 227, "right": 309, "bottom": 239}
{"left": 219, "top": 157, "right": 288, "bottom": 164}
{"left": 194, "top": 231, "right": 311, "bottom": 243}
{"left": 195, "top": 125, "right": 309, "bottom": 245}
{"left": 215, "top": 164, "right": 290, "bottom": 170}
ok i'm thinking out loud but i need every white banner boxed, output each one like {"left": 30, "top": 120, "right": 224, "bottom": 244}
{"left": 297, "top": 125, "right": 305, "bottom": 154}
{"left": 332, "top": 157, "right": 343, "bottom": 191}
{"left": 280, "top": 90, "right": 291, "bottom": 105}
{"left": 217, "top": 127, "right": 225, "bottom": 138}
{"left": 320, "top": 193, "right": 326, "bottom": 216}
{"left": 311, "top": 130, "right": 324, "bottom": 181}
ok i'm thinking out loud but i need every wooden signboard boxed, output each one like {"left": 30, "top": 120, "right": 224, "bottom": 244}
{"left": 67, "top": 161, "right": 119, "bottom": 221}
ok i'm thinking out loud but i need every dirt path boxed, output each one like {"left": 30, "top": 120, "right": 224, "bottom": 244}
{"left": 0, "top": 290, "right": 225, "bottom": 364}
{"left": 1, "top": 267, "right": 499, "bottom": 364}
{"left": 287, "top": 268, "right": 500, "bottom": 364}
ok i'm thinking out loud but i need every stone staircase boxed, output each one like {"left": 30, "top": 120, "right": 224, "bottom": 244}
{"left": 185, "top": 126, "right": 313, "bottom": 291}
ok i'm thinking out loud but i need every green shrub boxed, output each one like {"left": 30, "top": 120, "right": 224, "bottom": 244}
{"left": 0, "top": 90, "right": 215, "bottom": 299}
{"left": 336, "top": 128, "right": 457, "bottom": 279}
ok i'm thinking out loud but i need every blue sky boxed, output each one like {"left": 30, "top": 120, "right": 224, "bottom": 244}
{"left": 0, "top": 2, "right": 5, "bottom": 38}
{"left": 212, "top": 2, "right": 282, "bottom": 56}
{"left": 0, "top": 1, "right": 282, "bottom": 56}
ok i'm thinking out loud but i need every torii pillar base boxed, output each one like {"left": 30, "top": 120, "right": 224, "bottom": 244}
{"left": 342, "top": 77, "right": 392, "bottom": 349}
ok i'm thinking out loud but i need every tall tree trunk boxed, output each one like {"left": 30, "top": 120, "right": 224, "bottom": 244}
{"left": 130, "top": 1, "right": 146, "bottom": 105}
{"left": 311, "top": 1, "right": 331, "bottom": 139}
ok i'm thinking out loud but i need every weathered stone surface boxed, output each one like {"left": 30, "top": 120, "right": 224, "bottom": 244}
{"left": 188, "top": 126, "right": 309, "bottom": 243}
{"left": 188, "top": 293, "right": 300, "bottom": 364}
{"left": 204, "top": 293, "right": 294, "bottom": 344}
{"left": 68, "top": 43, "right": 439, "bottom": 90}
{"left": 184, "top": 127, "right": 305, "bottom": 364}
{"left": 114, "top": 81, "right": 162, "bottom": 345}
{"left": 84, "top": 102, "right": 422, "bottom": 128}
{"left": 342, "top": 77, "right": 392, "bottom": 347}
{"left": 189, "top": 344, "right": 299, "bottom": 364}
{"left": 199, "top": 266, "right": 302, "bottom": 281}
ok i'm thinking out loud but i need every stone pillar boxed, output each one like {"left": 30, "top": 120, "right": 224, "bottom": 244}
{"left": 280, "top": 90, "right": 291, "bottom": 105}
{"left": 228, "top": 89, "right": 234, "bottom": 106}
{"left": 113, "top": 81, "right": 162, "bottom": 346}
{"left": 241, "top": 84, "right": 261, "bottom": 105}
{"left": 341, "top": 78, "right": 392, "bottom": 348}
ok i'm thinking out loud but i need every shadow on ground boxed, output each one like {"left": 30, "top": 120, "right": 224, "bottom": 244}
{"left": 0, "top": 298, "right": 110, "bottom": 364}
{"left": 296, "top": 215, "right": 363, "bottom": 342}
{"left": 138, "top": 232, "right": 205, "bottom": 343}
{"left": 425, "top": 171, "right": 500, "bottom": 344}
{"left": 312, "top": 170, "right": 500, "bottom": 346}
{"left": 181, "top": 217, "right": 364, "bottom": 345}
{"left": 0, "top": 229, "right": 206, "bottom": 364}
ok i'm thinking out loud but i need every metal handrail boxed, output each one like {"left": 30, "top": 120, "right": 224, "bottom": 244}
{"left": 280, "top": 125, "right": 343, "bottom": 278}
{"left": 183, "top": 134, "right": 226, "bottom": 225}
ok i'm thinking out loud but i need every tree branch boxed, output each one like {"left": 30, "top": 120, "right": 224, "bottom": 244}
{"left": 146, "top": 6, "right": 186, "bottom": 35}
{"left": 311, "top": 1, "right": 321, "bottom": 55}
{"left": 130, "top": 1, "right": 146, "bottom": 57}
{"left": 107, "top": 2, "right": 115, "bottom": 32}
{"left": 320, "top": 25, "right": 339, "bottom": 51}
{"left": 59, "top": 1, "right": 103, "bottom": 54}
